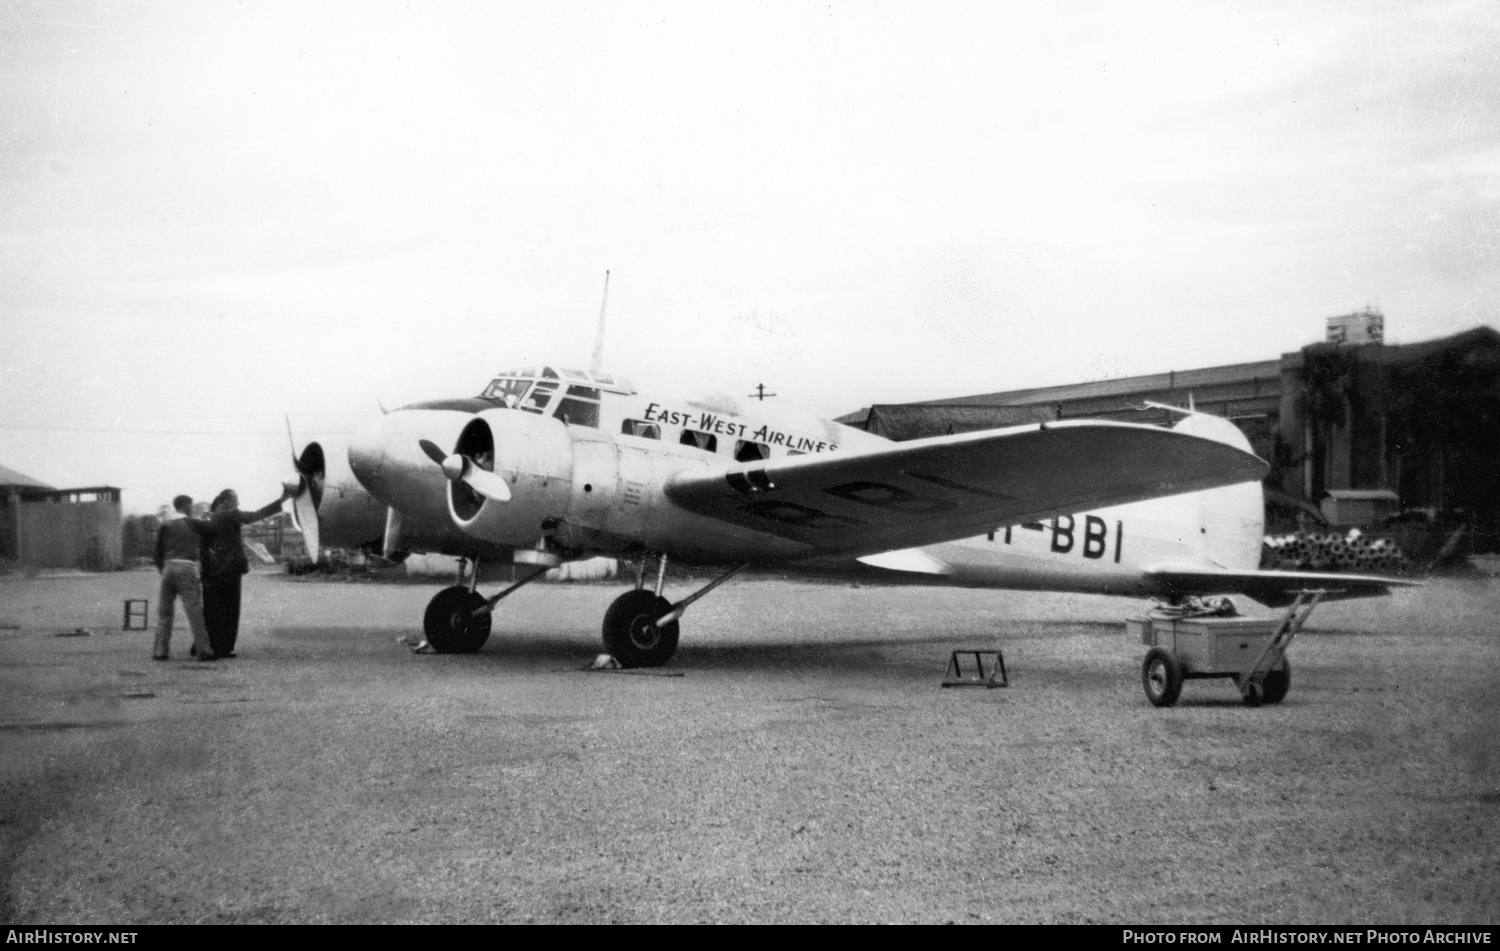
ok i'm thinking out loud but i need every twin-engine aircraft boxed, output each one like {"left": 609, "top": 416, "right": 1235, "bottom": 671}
{"left": 283, "top": 364, "right": 1411, "bottom": 667}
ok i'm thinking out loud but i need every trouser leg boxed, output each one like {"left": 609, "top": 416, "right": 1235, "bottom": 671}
{"left": 153, "top": 571, "right": 177, "bottom": 659}
{"left": 222, "top": 575, "right": 243, "bottom": 654}
{"left": 203, "top": 577, "right": 228, "bottom": 656}
{"left": 178, "top": 568, "right": 213, "bottom": 660}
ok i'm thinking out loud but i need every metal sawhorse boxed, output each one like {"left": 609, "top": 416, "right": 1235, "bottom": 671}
{"left": 122, "top": 599, "right": 149, "bottom": 631}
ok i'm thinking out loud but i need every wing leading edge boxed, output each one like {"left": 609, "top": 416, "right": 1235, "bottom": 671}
{"left": 664, "top": 420, "right": 1268, "bottom": 558}
{"left": 1143, "top": 566, "right": 1422, "bottom": 607}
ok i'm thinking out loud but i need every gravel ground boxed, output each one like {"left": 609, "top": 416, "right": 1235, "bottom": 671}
{"left": 1, "top": 567, "right": 1497, "bottom": 924}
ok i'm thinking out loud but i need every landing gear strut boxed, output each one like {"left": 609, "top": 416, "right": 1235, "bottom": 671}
{"left": 421, "top": 559, "right": 551, "bottom": 654}
{"left": 601, "top": 555, "right": 748, "bottom": 668}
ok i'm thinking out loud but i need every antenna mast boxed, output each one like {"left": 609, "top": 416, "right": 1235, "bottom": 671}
{"left": 590, "top": 270, "right": 610, "bottom": 375}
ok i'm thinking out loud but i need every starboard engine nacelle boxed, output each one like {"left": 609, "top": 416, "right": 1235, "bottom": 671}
{"left": 440, "top": 409, "right": 702, "bottom": 557}
{"left": 444, "top": 410, "right": 592, "bottom": 552}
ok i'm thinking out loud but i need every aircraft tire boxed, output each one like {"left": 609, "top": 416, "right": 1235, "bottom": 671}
{"left": 1261, "top": 663, "right": 1291, "bottom": 704}
{"left": 1142, "top": 648, "right": 1184, "bottom": 707}
{"left": 423, "top": 585, "right": 492, "bottom": 654}
{"left": 602, "top": 589, "right": 679, "bottom": 668}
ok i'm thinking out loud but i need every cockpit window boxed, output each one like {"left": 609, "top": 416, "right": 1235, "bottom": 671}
{"left": 483, "top": 378, "right": 531, "bottom": 406}
{"left": 566, "top": 385, "right": 601, "bottom": 400}
{"left": 556, "top": 397, "right": 599, "bottom": 428}
{"left": 521, "top": 381, "right": 558, "bottom": 414}
{"left": 484, "top": 365, "right": 636, "bottom": 398}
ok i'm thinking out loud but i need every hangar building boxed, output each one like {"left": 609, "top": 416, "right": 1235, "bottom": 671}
{"left": 840, "top": 314, "right": 1500, "bottom": 554}
{"left": 0, "top": 464, "right": 123, "bottom": 570}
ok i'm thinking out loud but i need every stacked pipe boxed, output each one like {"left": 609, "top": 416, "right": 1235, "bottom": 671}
{"left": 1262, "top": 529, "right": 1408, "bottom": 574}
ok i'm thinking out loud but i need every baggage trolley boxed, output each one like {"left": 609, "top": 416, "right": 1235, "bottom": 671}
{"left": 1125, "top": 591, "right": 1325, "bottom": 707}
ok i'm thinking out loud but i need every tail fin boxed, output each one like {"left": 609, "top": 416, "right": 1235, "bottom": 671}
{"left": 1166, "top": 408, "right": 1266, "bottom": 570}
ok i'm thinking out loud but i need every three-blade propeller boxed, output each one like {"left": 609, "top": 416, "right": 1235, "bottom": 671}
{"left": 418, "top": 439, "right": 512, "bottom": 503}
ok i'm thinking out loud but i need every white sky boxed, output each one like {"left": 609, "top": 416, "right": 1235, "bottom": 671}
{"left": 2, "top": 0, "right": 1497, "bottom": 512}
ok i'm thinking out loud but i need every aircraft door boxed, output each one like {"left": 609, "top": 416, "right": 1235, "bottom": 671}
{"left": 604, "top": 445, "right": 660, "bottom": 543}
{"left": 566, "top": 429, "right": 619, "bottom": 532}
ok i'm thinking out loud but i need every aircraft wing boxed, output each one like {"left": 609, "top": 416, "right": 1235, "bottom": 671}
{"left": 663, "top": 420, "right": 1268, "bottom": 558}
{"left": 1142, "top": 566, "right": 1423, "bottom": 607}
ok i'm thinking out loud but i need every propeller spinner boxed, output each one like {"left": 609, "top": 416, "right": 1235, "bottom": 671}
{"left": 418, "top": 439, "right": 512, "bottom": 503}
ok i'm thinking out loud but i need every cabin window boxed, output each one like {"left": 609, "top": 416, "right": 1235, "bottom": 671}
{"left": 556, "top": 397, "right": 600, "bottom": 428}
{"left": 680, "top": 430, "right": 717, "bottom": 453}
{"left": 734, "top": 439, "right": 770, "bottom": 462}
{"left": 622, "top": 419, "right": 661, "bottom": 440}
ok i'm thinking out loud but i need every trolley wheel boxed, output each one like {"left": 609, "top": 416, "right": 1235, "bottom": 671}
{"left": 1142, "top": 647, "right": 1185, "bottom": 707}
{"left": 1246, "top": 661, "right": 1291, "bottom": 706}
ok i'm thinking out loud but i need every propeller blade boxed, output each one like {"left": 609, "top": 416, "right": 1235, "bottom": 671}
{"left": 417, "top": 439, "right": 510, "bottom": 503}
{"left": 419, "top": 439, "right": 465, "bottom": 481}
{"left": 460, "top": 466, "right": 512, "bottom": 503}
{"left": 293, "top": 489, "right": 320, "bottom": 559}
{"left": 418, "top": 439, "right": 448, "bottom": 467}
{"left": 285, "top": 414, "right": 302, "bottom": 473}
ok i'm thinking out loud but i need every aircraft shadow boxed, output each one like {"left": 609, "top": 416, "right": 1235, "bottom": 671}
{"left": 270, "top": 622, "right": 1135, "bottom": 679}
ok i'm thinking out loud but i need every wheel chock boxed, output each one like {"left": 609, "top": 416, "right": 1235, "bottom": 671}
{"left": 942, "top": 650, "right": 1008, "bottom": 688}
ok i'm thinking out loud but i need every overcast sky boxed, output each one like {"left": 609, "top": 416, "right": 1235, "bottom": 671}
{"left": 2, "top": 0, "right": 1497, "bottom": 512}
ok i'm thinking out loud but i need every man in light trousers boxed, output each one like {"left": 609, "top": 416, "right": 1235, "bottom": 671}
{"left": 153, "top": 494, "right": 215, "bottom": 662}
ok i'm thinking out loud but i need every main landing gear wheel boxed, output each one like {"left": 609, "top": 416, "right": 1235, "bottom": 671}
{"left": 423, "top": 586, "right": 492, "bottom": 654}
{"left": 602, "top": 589, "right": 679, "bottom": 668}
{"left": 1142, "top": 647, "right": 1185, "bottom": 707}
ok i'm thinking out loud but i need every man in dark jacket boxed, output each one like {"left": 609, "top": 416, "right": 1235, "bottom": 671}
{"left": 153, "top": 495, "right": 215, "bottom": 661}
{"left": 200, "top": 486, "right": 293, "bottom": 658}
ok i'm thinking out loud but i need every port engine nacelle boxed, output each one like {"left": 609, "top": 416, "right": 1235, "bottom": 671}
{"left": 289, "top": 438, "right": 390, "bottom": 554}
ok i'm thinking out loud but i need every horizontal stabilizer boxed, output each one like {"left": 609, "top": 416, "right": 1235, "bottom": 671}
{"left": 1143, "top": 565, "right": 1423, "bottom": 607}
{"left": 857, "top": 548, "right": 952, "bottom": 575}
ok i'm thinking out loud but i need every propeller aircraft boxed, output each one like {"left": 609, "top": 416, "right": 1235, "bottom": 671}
{"left": 277, "top": 352, "right": 1416, "bottom": 670}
